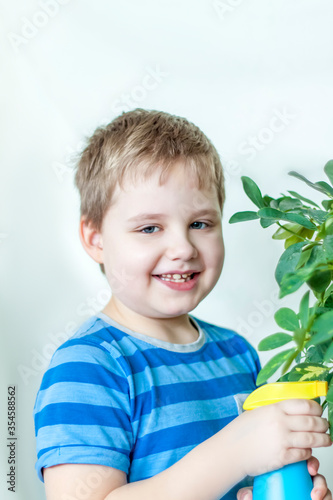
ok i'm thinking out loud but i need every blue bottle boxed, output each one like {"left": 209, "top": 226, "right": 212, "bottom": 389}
{"left": 253, "top": 460, "right": 313, "bottom": 500}
{"left": 243, "top": 381, "right": 328, "bottom": 500}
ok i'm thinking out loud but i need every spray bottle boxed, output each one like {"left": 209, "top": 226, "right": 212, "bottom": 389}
{"left": 243, "top": 380, "right": 328, "bottom": 500}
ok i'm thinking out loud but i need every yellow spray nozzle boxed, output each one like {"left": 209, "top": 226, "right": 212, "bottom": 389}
{"left": 243, "top": 381, "right": 328, "bottom": 410}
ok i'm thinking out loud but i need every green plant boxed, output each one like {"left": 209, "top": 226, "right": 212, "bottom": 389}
{"left": 229, "top": 160, "right": 333, "bottom": 438}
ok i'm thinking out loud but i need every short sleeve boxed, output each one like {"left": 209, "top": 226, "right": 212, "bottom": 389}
{"left": 231, "top": 332, "right": 263, "bottom": 386}
{"left": 33, "top": 339, "right": 133, "bottom": 482}
{"left": 245, "top": 339, "right": 262, "bottom": 378}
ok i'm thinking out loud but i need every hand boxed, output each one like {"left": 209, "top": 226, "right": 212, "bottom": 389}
{"left": 236, "top": 456, "right": 332, "bottom": 500}
{"left": 225, "top": 398, "right": 332, "bottom": 478}
{"left": 307, "top": 455, "right": 332, "bottom": 500}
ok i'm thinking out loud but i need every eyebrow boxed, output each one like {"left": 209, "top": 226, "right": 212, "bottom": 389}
{"left": 127, "top": 208, "right": 221, "bottom": 223}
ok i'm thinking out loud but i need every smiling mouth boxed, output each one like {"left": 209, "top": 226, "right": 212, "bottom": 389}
{"left": 154, "top": 273, "right": 198, "bottom": 283}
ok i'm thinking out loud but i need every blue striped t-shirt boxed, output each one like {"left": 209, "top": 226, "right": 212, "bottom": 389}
{"left": 34, "top": 313, "right": 261, "bottom": 499}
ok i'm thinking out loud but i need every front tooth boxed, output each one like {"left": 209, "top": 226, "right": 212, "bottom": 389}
{"left": 160, "top": 273, "right": 191, "bottom": 279}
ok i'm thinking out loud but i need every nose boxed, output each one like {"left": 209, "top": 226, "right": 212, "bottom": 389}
{"left": 164, "top": 229, "right": 198, "bottom": 261}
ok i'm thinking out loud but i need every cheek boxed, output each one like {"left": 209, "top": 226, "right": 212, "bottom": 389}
{"left": 204, "top": 235, "right": 225, "bottom": 269}
{"left": 130, "top": 239, "right": 159, "bottom": 260}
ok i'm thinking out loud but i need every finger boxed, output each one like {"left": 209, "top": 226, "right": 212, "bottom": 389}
{"left": 307, "top": 455, "right": 320, "bottom": 476}
{"left": 280, "top": 399, "right": 323, "bottom": 416}
{"left": 287, "top": 415, "right": 330, "bottom": 433}
{"left": 323, "top": 489, "right": 332, "bottom": 500}
{"left": 311, "top": 475, "right": 330, "bottom": 500}
{"left": 236, "top": 486, "right": 253, "bottom": 500}
{"left": 289, "top": 431, "right": 332, "bottom": 449}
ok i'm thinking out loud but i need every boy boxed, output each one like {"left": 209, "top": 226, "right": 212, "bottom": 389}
{"left": 34, "top": 109, "right": 332, "bottom": 500}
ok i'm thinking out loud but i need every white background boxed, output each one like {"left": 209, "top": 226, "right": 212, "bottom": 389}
{"left": 1, "top": 0, "right": 333, "bottom": 498}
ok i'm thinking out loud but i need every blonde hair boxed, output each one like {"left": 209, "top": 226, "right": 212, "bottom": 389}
{"left": 74, "top": 108, "right": 225, "bottom": 274}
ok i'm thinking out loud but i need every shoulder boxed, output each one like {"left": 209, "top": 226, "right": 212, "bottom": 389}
{"left": 191, "top": 315, "right": 261, "bottom": 372}
{"left": 37, "top": 315, "right": 133, "bottom": 392}
{"left": 33, "top": 316, "right": 134, "bottom": 482}
{"left": 192, "top": 314, "right": 253, "bottom": 347}
{"left": 34, "top": 315, "right": 134, "bottom": 434}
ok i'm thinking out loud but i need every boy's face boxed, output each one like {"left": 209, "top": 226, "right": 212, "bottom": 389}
{"left": 95, "top": 160, "right": 225, "bottom": 321}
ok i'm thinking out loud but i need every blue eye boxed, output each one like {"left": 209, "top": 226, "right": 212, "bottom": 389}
{"left": 139, "top": 221, "right": 210, "bottom": 234}
{"left": 140, "top": 226, "right": 159, "bottom": 234}
{"left": 191, "top": 221, "right": 208, "bottom": 229}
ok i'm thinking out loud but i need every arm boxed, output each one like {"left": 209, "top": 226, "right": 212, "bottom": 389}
{"left": 106, "top": 422, "right": 244, "bottom": 500}
{"left": 107, "top": 399, "right": 331, "bottom": 500}
{"left": 43, "top": 423, "right": 244, "bottom": 500}
{"left": 43, "top": 399, "right": 331, "bottom": 500}
{"left": 44, "top": 464, "right": 127, "bottom": 500}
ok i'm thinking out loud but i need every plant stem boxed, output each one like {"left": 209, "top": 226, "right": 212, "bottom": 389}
{"left": 317, "top": 291, "right": 327, "bottom": 307}
{"left": 276, "top": 222, "right": 308, "bottom": 240}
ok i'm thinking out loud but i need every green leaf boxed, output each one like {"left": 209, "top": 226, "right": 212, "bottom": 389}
{"left": 323, "top": 341, "right": 333, "bottom": 363}
{"left": 299, "top": 291, "right": 310, "bottom": 329}
{"left": 257, "top": 207, "right": 281, "bottom": 218}
{"left": 312, "top": 310, "right": 333, "bottom": 334}
{"left": 272, "top": 223, "right": 303, "bottom": 240}
{"left": 295, "top": 352, "right": 302, "bottom": 363}
{"left": 307, "top": 332, "right": 333, "bottom": 349}
{"left": 306, "top": 269, "right": 331, "bottom": 294}
{"left": 322, "top": 199, "right": 333, "bottom": 211}
{"left": 323, "top": 235, "right": 333, "bottom": 261}
{"left": 260, "top": 217, "right": 276, "bottom": 228}
{"left": 279, "top": 272, "right": 306, "bottom": 298}
{"left": 315, "top": 181, "right": 333, "bottom": 197}
{"left": 263, "top": 195, "right": 274, "bottom": 207}
{"left": 288, "top": 171, "right": 333, "bottom": 197}
{"left": 306, "top": 311, "right": 333, "bottom": 347}
{"left": 270, "top": 199, "right": 280, "bottom": 210}
{"left": 281, "top": 349, "right": 300, "bottom": 375}
{"left": 241, "top": 176, "right": 266, "bottom": 209}
{"left": 281, "top": 213, "right": 317, "bottom": 229}
{"left": 288, "top": 190, "right": 320, "bottom": 208}
{"left": 327, "top": 402, "right": 333, "bottom": 441}
{"left": 258, "top": 333, "right": 293, "bottom": 351}
{"left": 310, "top": 305, "right": 328, "bottom": 317}
{"left": 229, "top": 211, "right": 260, "bottom": 224}
{"left": 306, "top": 340, "right": 332, "bottom": 363}
{"left": 327, "top": 378, "right": 333, "bottom": 403}
{"left": 301, "top": 229, "right": 317, "bottom": 241}
{"left": 275, "top": 241, "right": 308, "bottom": 286}
{"left": 293, "top": 327, "right": 306, "bottom": 348}
{"left": 287, "top": 362, "right": 330, "bottom": 381}
{"left": 278, "top": 197, "right": 303, "bottom": 211}
{"left": 275, "top": 307, "right": 300, "bottom": 331}
{"left": 323, "top": 289, "right": 333, "bottom": 307}
{"left": 297, "top": 208, "right": 329, "bottom": 225}
{"left": 277, "top": 372, "right": 292, "bottom": 382}
{"left": 257, "top": 208, "right": 317, "bottom": 230}
{"left": 324, "top": 160, "right": 333, "bottom": 186}
{"left": 325, "top": 217, "right": 333, "bottom": 235}
{"left": 279, "top": 265, "right": 318, "bottom": 298}
{"left": 256, "top": 348, "right": 296, "bottom": 386}
{"left": 284, "top": 234, "right": 305, "bottom": 249}
{"left": 307, "top": 245, "right": 328, "bottom": 267}
{"left": 295, "top": 247, "right": 313, "bottom": 270}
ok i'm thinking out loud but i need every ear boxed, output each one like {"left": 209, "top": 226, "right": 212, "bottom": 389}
{"left": 79, "top": 216, "right": 104, "bottom": 264}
